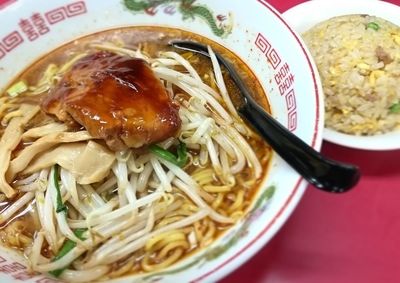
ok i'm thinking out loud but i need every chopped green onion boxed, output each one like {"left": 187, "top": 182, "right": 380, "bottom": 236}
{"left": 367, "top": 22, "right": 380, "bottom": 31}
{"left": 49, "top": 228, "right": 86, "bottom": 277}
{"left": 53, "top": 165, "right": 67, "bottom": 213}
{"left": 389, "top": 103, "right": 400, "bottom": 114}
{"left": 6, "top": 81, "right": 28, "bottom": 97}
{"left": 149, "top": 141, "right": 188, "bottom": 167}
{"left": 149, "top": 144, "right": 179, "bottom": 164}
{"left": 176, "top": 142, "right": 188, "bottom": 167}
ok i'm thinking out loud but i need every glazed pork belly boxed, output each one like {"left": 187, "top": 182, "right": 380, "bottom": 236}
{"left": 41, "top": 51, "right": 181, "bottom": 150}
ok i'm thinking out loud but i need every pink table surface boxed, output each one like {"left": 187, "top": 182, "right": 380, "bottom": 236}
{"left": 221, "top": 1, "right": 400, "bottom": 283}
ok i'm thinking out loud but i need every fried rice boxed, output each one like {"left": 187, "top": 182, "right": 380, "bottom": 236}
{"left": 303, "top": 15, "right": 400, "bottom": 135}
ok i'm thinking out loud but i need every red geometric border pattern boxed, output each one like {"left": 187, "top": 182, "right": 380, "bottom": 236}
{"left": 45, "top": 1, "right": 86, "bottom": 25}
{"left": 1, "top": 31, "right": 23, "bottom": 51}
{"left": 254, "top": 33, "right": 282, "bottom": 70}
{"left": 0, "top": 2, "right": 87, "bottom": 62}
{"left": 255, "top": 32, "right": 297, "bottom": 131}
{"left": 0, "top": 45, "right": 5, "bottom": 59}
{"left": 254, "top": 33, "right": 271, "bottom": 53}
{"left": 288, "top": 110, "right": 297, "bottom": 131}
{"left": 267, "top": 48, "right": 281, "bottom": 70}
{"left": 66, "top": 1, "right": 86, "bottom": 16}
{"left": 285, "top": 89, "right": 296, "bottom": 112}
{"left": 45, "top": 7, "right": 66, "bottom": 24}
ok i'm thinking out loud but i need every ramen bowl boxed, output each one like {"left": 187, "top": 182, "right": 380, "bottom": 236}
{"left": 0, "top": 0, "right": 323, "bottom": 282}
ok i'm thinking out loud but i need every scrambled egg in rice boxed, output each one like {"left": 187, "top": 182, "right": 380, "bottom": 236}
{"left": 303, "top": 15, "right": 400, "bottom": 135}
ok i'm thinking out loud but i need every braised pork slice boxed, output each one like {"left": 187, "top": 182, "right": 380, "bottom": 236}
{"left": 41, "top": 51, "right": 181, "bottom": 150}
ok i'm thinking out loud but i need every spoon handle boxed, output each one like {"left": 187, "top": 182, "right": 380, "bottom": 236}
{"left": 239, "top": 98, "right": 360, "bottom": 193}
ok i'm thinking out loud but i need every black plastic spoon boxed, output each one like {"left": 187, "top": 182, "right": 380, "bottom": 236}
{"left": 170, "top": 40, "right": 360, "bottom": 193}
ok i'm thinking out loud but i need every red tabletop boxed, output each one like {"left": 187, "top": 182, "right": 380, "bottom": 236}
{"left": 222, "top": 1, "right": 400, "bottom": 283}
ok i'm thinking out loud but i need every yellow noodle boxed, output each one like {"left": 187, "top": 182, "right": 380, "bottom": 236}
{"left": 25, "top": 64, "right": 59, "bottom": 96}
{"left": 141, "top": 248, "right": 183, "bottom": 272}
{"left": 0, "top": 103, "right": 16, "bottom": 118}
{"left": 203, "top": 184, "right": 232, "bottom": 193}
{"left": 242, "top": 178, "right": 257, "bottom": 188}
{"left": 0, "top": 220, "right": 33, "bottom": 249}
{"left": 230, "top": 211, "right": 244, "bottom": 222}
{"left": 157, "top": 240, "right": 189, "bottom": 259}
{"left": 2, "top": 110, "right": 23, "bottom": 125}
{"left": 180, "top": 227, "right": 193, "bottom": 234}
{"left": 261, "top": 151, "right": 271, "bottom": 164}
{"left": 184, "top": 153, "right": 194, "bottom": 169}
{"left": 181, "top": 203, "right": 198, "bottom": 212}
{"left": 243, "top": 200, "right": 251, "bottom": 209}
{"left": 194, "top": 221, "right": 203, "bottom": 244}
{"left": 16, "top": 233, "right": 32, "bottom": 246}
{"left": 38, "top": 64, "right": 58, "bottom": 85}
{"left": 211, "top": 193, "right": 224, "bottom": 210}
{"left": 108, "top": 259, "right": 137, "bottom": 278}
{"left": 216, "top": 208, "right": 229, "bottom": 217}
{"left": 170, "top": 208, "right": 197, "bottom": 217}
{"left": 145, "top": 230, "right": 186, "bottom": 252}
{"left": 158, "top": 202, "right": 199, "bottom": 222}
{"left": 199, "top": 190, "right": 215, "bottom": 204}
{"left": 160, "top": 193, "right": 175, "bottom": 205}
{"left": 163, "top": 210, "right": 192, "bottom": 219}
{"left": 208, "top": 70, "right": 219, "bottom": 92}
{"left": 150, "top": 240, "right": 167, "bottom": 254}
{"left": 181, "top": 52, "right": 194, "bottom": 60}
{"left": 200, "top": 219, "right": 216, "bottom": 247}
{"left": 58, "top": 53, "right": 88, "bottom": 74}
{"left": 192, "top": 168, "right": 214, "bottom": 186}
{"left": 228, "top": 189, "right": 244, "bottom": 213}
{"left": 155, "top": 216, "right": 185, "bottom": 228}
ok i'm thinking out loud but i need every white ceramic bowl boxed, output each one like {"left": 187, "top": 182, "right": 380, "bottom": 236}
{"left": 0, "top": 0, "right": 323, "bottom": 282}
{"left": 283, "top": 0, "right": 400, "bottom": 151}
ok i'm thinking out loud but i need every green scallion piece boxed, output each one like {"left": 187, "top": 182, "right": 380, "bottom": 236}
{"left": 389, "top": 103, "right": 400, "bottom": 114}
{"left": 149, "top": 141, "right": 188, "bottom": 168}
{"left": 6, "top": 81, "right": 28, "bottom": 97}
{"left": 366, "top": 22, "right": 380, "bottom": 31}
{"left": 149, "top": 144, "right": 180, "bottom": 165}
{"left": 49, "top": 228, "right": 86, "bottom": 277}
{"left": 176, "top": 141, "right": 188, "bottom": 168}
{"left": 53, "top": 165, "right": 67, "bottom": 213}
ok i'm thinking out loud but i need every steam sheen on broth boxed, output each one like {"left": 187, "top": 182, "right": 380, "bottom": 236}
{"left": 0, "top": 27, "right": 271, "bottom": 281}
